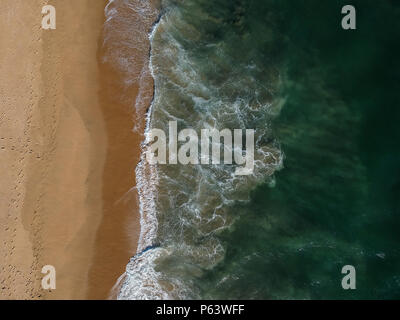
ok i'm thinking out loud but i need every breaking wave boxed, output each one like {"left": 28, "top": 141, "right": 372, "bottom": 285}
{"left": 109, "top": 0, "right": 285, "bottom": 299}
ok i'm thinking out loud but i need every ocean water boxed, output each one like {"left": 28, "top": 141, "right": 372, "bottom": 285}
{"left": 118, "top": 0, "right": 400, "bottom": 299}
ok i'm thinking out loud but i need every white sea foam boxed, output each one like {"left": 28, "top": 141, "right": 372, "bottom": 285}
{"left": 118, "top": 9, "right": 174, "bottom": 300}
{"left": 114, "top": 0, "right": 284, "bottom": 300}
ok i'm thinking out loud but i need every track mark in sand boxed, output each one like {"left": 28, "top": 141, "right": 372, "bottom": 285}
{"left": 0, "top": 16, "right": 47, "bottom": 300}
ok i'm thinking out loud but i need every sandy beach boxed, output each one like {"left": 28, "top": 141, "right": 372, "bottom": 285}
{"left": 0, "top": 0, "right": 156, "bottom": 299}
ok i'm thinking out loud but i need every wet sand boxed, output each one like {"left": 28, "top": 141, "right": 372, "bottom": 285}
{"left": 87, "top": 0, "right": 159, "bottom": 299}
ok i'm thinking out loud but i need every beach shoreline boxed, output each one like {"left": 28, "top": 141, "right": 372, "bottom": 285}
{"left": 87, "top": 0, "right": 159, "bottom": 300}
{"left": 0, "top": 0, "right": 156, "bottom": 299}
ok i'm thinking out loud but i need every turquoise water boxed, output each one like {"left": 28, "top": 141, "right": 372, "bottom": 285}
{"left": 120, "top": 0, "right": 400, "bottom": 299}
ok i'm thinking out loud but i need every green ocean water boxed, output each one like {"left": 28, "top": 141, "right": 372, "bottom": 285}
{"left": 119, "top": 0, "right": 400, "bottom": 299}
{"left": 188, "top": 0, "right": 400, "bottom": 299}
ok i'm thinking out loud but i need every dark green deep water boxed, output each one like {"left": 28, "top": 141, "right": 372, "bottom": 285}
{"left": 168, "top": 0, "right": 400, "bottom": 299}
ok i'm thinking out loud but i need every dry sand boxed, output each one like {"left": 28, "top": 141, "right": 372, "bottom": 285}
{"left": 0, "top": 0, "right": 155, "bottom": 299}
